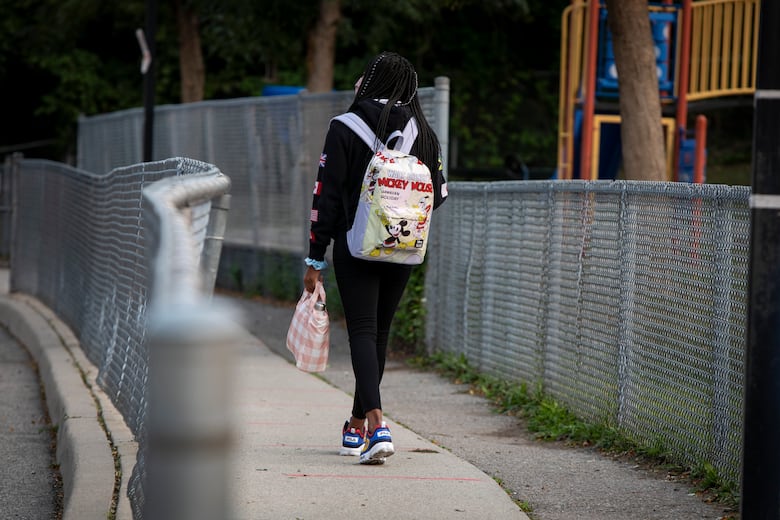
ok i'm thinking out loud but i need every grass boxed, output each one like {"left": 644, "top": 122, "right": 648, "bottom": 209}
{"left": 410, "top": 352, "right": 631, "bottom": 449}
{"left": 492, "top": 476, "right": 534, "bottom": 516}
{"left": 691, "top": 462, "right": 740, "bottom": 508}
{"left": 705, "top": 162, "right": 750, "bottom": 186}
{"left": 408, "top": 350, "right": 740, "bottom": 514}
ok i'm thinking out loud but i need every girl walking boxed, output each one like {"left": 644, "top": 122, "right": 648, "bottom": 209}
{"left": 303, "top": 51, "right": 448, "bottom": 464}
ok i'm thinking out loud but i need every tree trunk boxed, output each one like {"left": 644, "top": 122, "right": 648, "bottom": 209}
{"left": 175, "top": 0, "right": 205, "bottom": 103}
{"left": 306, "top": 0, "right": 341, "bottom": 93}
{"left": 605, "top": 0, "right": 667, "bottom": 181}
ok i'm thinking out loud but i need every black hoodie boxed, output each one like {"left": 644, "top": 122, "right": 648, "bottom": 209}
{"left": 307, "top": 98, "right": 448, "bottom": 262}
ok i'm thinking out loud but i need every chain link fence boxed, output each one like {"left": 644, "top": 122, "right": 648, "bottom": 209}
{"left": 72, "top": 86, "right": 751, "bottom": 489}
{"left": 425, "top": 180, "right": 750, "bottom": 484}
{"left": 10, "top": 156, "right": 233, "bottom": 517}
{"left": 78, "top": 85, "right": 449, "bottom": 256}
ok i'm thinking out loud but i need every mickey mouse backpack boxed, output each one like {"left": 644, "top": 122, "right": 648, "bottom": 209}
{"left": 334, "top": 112, "right": 434, "bottom": 265}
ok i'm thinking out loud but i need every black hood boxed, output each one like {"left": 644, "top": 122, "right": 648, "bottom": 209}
{"left": 351, "top": 99, "right": 413, "bottom": 142}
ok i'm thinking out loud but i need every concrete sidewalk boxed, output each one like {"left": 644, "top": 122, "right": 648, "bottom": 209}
{"left": 230, "top": 330, "right": 526, "bottom": 519}
{"left": 0, "top": 271, "right": 527, "bottom": 519}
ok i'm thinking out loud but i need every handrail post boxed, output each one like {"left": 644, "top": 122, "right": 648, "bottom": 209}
{"left": 145, "top": 303, "right": 239, "bottom": 520}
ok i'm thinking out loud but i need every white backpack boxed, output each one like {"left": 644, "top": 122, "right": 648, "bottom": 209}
{"left": 334, "top": 112, "right": 434, "bottom": 265}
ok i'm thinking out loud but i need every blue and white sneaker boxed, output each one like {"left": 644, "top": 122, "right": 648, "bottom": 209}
{"left": 359, "top": 422, "right": 395, "bottom": 465}
{"left": 340, "top": 420, "right": 365, "bottom": 456}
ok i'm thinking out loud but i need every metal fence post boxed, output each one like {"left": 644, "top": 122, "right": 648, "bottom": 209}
{"left": 142, "top": 0, "right": 157, "bottom": 162}
{"left": 201, "top": 193, "right": 231, "bottom": 296}
{"left": 8, "top": 153, "right": 22, "bottom": 291}
{"left": 615, "top": 183, "right": 635, "bottom": 428}
{"left": 711, "top": 198, "right": 734, "bottom": 475}
{"left": 1, "top": 154, "right": 12, "bottom": 259}
{"left": 433, "top": 76, "right": 450, "bottom": 180}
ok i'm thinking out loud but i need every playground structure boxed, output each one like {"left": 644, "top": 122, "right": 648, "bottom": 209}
{"left": 557, "top": 0, "right": 760, "bottom": 182}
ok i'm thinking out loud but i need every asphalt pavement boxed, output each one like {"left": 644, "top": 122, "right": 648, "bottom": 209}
{"left": 0, "top": 323, "right": 61, "bottom": 519}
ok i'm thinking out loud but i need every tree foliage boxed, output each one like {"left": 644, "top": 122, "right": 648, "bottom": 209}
{"left": 306, "top": 0, "right": 342, "bottom": 93}
{"left": 1, "top": 0, "right": 568, "bottom": 168}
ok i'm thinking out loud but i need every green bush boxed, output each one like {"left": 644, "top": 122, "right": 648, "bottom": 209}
{"left": 389, "top": 263, "right": 428, "bottom": 355}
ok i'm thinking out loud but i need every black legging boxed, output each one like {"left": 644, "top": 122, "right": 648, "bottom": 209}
{"left": 333, "top": 233, "right": 412, "bottom": 420}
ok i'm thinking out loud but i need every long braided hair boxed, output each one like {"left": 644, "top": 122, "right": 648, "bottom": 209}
{"left": 349, "top": 52, "right": 441, "bottom": 171}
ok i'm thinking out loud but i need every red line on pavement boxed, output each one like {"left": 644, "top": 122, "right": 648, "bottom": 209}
{"left": 284, "top": 473, "right": 482, "bottom": 482}
{"left": 241, "top": 387, "right": 342, "bottom": 394}
{"left": 246, "top": 422, "right": 331, "bottom": 426}
{"left": 252, "top": 444, "right": 425, "bottom": 452}
{"left": 238, "top": 402, "right": 346, "bottom": 408}
{"left": 253, "top": 444, "right": 338, "bottom": 449}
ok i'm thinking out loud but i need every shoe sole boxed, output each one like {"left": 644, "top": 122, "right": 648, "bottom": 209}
{"left": 359, "top": 441, "right": 394, "bottom": 465}
{"left": 339, "top": 446, "right": 362, "bottom": 456}
{"left": 360, "top": 456, "right": 386, "bottom": 465}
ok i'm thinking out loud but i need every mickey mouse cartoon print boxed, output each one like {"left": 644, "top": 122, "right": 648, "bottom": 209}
{"left": 413, "top": 195, "right": 432, "bottom": 239}
{"left": 366, "top": 166, "right": 381, "bottom": 199}
{"left": 382, "top": 220, "right": 411, "bottom": 250}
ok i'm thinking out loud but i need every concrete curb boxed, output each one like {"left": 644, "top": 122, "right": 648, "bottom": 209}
{"left": 0, "top": 293, "right": 136, "bottom": 520}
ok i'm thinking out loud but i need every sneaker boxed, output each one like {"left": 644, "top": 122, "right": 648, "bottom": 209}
{"left": 359, "top": 422, "right": 395, "bottom": 465}
{"left": 340, "top": 420, "right": 365, "bottom": 456}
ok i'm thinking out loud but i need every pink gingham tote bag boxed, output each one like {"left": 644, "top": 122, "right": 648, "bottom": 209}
{"left": 286, "top": 281, "right": 330, "bottom": 372}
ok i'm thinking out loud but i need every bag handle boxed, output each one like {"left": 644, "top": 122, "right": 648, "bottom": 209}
{"left": 310, "top": 280, "right": 327, "bottom": 309}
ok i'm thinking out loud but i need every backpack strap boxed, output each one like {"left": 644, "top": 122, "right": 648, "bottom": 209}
{"left": 333, "top": 113, "right": 381, "bottom": 152}
{"left": 333, "top": 113, "right": 418, "bottom": 154}
{"left": 394, "top": 118, "right": 418, "bottom": 154}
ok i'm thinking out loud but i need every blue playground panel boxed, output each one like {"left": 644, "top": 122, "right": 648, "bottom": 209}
{"left": 261, "top": 85, "right": 305, "bottom": 96}
{"left": 597, "top": 120, "right": 622, "bottom": 180}
{"left": 678, "top": 137, "right": 706, "bottom": 183}
{"left": 596, "top": 6, "right": 677, "bottom": 99}
{"left": 569, "top": 109, "right": 622, "bottom": 180}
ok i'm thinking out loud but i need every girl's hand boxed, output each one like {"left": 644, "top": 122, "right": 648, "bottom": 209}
{"left": 303, "top": 265, "right": 322, "bottom": 293}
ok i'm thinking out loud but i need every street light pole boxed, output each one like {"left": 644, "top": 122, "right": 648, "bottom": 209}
{"left": 141, "top": 0, "right": 157, "bottom": 162}
{"left": 742, "top": 0, "right": 780, "bottom": 517}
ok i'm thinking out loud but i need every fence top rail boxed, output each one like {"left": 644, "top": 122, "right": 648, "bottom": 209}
{"left": 19, "top": 157, "right": 100, "bottom": 179}
{"left": 77, "top": 86, "right": 439, "bottom": 125}
{"left": 143, "top": 169, "right": 230, "bottom": 307}
{"left": 448, "top": 179, "right": 751, "bottom": 201}
{"left": 20, "top": 156, "right": 222, "bottom": 179}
